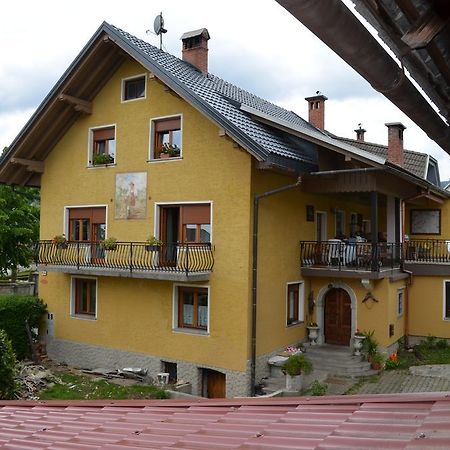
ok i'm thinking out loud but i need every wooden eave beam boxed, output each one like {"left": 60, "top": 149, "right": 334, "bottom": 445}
{"left": 405, "top": 190, "right": 444, "bottom": 204}
{"left": 58, "top": 94, "right": 92, "bottom": 114}
{"left": 10, "top": 157, "right": 44, "bottom": 173}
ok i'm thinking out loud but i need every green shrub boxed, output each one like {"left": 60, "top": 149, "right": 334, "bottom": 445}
{"left": 385, "top": 359, "right": 399, "bottom": 370}
{"left": 436, "top": 339, "right": 449, "bottom": 349}
{"left": 282, "top": 354, "right": 313, "bottom": 376}
{"left": 0, "top": 329, "right": 17, "bottom": 399}
{"left": 362, "top": 330, "right": 378, "bottom": 357}
{"left": 422, "top": 335, "right": 437, "bottom": 349}
{"left": 310, "top": 380, "right": 328, "bottom": 396}
{"left": 0, "top": 295, "right": 47, "bottom": 359}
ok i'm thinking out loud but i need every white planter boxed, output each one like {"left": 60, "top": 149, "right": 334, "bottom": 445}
{"left": 307, "top": 326, "right": 320, "bottom": 345}
{"left": 286, "top": 374, "right": 303, "bottom": 392}
{"left": 353, "top": 335, "right": 366, "bottom": 356}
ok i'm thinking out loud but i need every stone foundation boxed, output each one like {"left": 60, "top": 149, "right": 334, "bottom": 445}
{"left": 47, "top": 337, "right": 249, "bottom": 398}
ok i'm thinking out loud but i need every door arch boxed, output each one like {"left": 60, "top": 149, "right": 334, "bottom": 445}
{"left": 324, "top": 288, "right": 352, "bottom": 345}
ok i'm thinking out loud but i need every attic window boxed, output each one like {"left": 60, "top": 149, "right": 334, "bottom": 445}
{"left": 122, "top": 75, "right": 146, "bottom": 102}
{"left": 89, "top": 125, "right": 116, "bottom": 166}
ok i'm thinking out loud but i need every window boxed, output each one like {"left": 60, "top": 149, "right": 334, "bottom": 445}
{"left": 122, "top": 75, "right": 146, "bottom": 101}
{"left": 287, "top": 282, "right": 304, "bottom": 326}
{"left": 89, "top": 126, "right": 116, "bottom": 166}
{"left": 72, "top": 278, "right": 97, "bottom": 317}
{"left": 151, "top": 116, "right": 182, "bottom": 160}
{"left": 335, "top": 210, "right": 345, "bottom": 238}
{"left": 68, "top": 207, "right": 106, "bottom": 242}
{"left": 444, "top": 281, "right": 450, "bottom": 320}
{"left": 176, "top": 286, "right": 208, "bottom": 331}
{"left": 397, "top": 288, "right": 404, "bottom": 317}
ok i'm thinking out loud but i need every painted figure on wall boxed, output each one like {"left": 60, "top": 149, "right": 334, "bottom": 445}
{"left": 115, "top": 172, "right": 147, "bottom": 219}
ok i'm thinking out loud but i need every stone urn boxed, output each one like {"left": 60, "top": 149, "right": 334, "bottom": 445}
{"left": 353, "top": 334, "right": 366, "bottom": 356}
{"left": 286, "top": 374, "right": 303, "bottom": 392}
{"left": 306, "top": 326, "right": 320, "bottom": 345}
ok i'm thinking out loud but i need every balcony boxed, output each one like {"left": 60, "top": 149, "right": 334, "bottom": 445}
{"left": 404, "top": 239, "right": 450, "bottom": 276}
{"left": 300, "top": 241, "right": 403, "bottom": 279}
{"left": 36, "top": 241, "right": 214, "bottom": 281}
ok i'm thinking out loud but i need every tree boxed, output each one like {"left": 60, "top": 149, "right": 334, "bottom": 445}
{"left": 0, "top": 185, "right": 40, "bottom": 281}
{"left": 0, "top": 329, "right": 17, "bottom": 399}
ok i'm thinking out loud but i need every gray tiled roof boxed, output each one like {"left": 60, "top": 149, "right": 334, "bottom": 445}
{"left": 334, "top": 136, "right": 428, "bottom": 179}
{"left": 110, "top": 24, "right": 324, "bottom": 171}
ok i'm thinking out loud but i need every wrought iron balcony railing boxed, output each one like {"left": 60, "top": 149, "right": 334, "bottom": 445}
{"left": 405, "top": 239, "right": 450, "bottom": 263}
{"left": 300, "top": 241, "right": 403, "bottom": 272}
{"left": 36, "top": 241, "right": 214, "bottom": 275}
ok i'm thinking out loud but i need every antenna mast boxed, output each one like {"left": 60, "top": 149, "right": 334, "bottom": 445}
{"left": 153, "top": 12, "right": 167, "bottom": 50}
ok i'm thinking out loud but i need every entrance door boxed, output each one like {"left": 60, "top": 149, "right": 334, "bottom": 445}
{"left": 324, "top": 288, "right": 351, "bottom": 345}
{"left": 203, "top": 369, "right": 226, "bottom": 398}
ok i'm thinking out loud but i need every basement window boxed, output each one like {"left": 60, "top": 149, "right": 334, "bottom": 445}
{"left": 89, "top": 125, "right": 116, "bottom": 166}
{"left": 150, "top": 116, "right": 182, "bottom": 160}
{"left": 122, "top": 75, "right": 146, "bottom": 102}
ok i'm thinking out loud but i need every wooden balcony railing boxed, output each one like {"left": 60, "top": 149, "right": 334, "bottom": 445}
{"left": 300, "top": 241, "right": 403, "bottom": 272}
{"left": 36, "top": 241, "right": 214, "bottom": 275}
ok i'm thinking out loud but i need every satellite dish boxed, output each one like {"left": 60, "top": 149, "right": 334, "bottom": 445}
{"left": 153, "top": 13, "right": 167, "bottom": 50}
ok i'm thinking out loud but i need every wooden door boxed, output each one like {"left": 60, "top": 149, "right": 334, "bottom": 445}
{"left": 204, "top": 369, "right": 226, "bottom": 398}
{"left": 324, "top": 288, "right": 351, "bottom": 345}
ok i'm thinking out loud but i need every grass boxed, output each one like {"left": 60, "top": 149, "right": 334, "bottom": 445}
{"left": 344, "top": 374, "right": 380, "bottom": 395}
{"left": 397, "top": 340, "right": 450, "bottom": 369}
{"left": 39, "top": 373, "right": 170, "bottom": 400}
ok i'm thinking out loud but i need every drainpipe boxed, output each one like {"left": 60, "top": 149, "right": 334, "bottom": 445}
{"left": 250, "top": 177, "right": 302, "bottom": 396}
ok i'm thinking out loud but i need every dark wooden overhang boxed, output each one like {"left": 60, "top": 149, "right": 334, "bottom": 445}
{"left": 0, "top": 31, "right": 127, "bottom": 187}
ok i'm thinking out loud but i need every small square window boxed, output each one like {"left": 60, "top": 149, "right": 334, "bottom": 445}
{"left": 123, "top": 76, "right": 146, "bottom": 101}
{"left": 176, "top": 286, "right": 208, "bottom": 331}
{"left": 150, "top": 116, "right": 182, "bottom": 160}
{"left": 287, "top": 282, "right": 304, "bottom": 326}
{"left": 72, "top": 278, "right": 97, "bottom": 318}
{"left": 89, "top": 126, "right": 116, "bottom": 166}
{"left": 397, "top": 288, "right": 404, "bottom": 317}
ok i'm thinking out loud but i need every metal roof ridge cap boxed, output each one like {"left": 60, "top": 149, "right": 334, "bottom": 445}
{"left": 241, "top": 104, "right": 386, "bottom": 165}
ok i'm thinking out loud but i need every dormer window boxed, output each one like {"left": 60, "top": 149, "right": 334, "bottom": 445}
{"left": 89, "top": 125, "right": 116, "bottom": 166}
{"left": 122, "top": 75, "right": 146, "bottom": 102}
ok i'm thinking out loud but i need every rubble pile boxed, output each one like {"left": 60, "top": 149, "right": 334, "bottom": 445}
{"left": 15, "top": 362, "right": 60, "bottom": 400}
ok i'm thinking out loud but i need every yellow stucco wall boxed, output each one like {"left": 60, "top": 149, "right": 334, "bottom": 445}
{"left": 39, "top": 58, "right": 253, "bottom": 372}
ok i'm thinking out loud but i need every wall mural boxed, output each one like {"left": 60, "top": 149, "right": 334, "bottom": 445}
{"left": 410, "top": 209, "right": 441, "bottom": 235}
{"left": 115, "top": 172, "right": 147, "bottom": 219}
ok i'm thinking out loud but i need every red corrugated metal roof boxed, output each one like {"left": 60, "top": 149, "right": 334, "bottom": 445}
{"left": 1, "top": 393, "right": 450, "bottom": 449}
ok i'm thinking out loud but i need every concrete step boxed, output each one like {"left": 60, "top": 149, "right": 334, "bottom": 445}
{"left": 262, "top": 369, "right": 329, "bottom": 395}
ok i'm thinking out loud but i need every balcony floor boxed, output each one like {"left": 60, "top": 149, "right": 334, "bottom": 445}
{"left": 38, "top": 264, "right": 211, "bottom": 282}
{"left": 301, "top": 266, "right": 406, "bottom": 280}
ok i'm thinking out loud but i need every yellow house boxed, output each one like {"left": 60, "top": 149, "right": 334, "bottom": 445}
{"left": 1, "top": 22, "right": 450, "bottom": 397}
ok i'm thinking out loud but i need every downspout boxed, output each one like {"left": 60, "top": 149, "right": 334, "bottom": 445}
{"left": 250, "top": 177, "right": 302, "bottom": 396}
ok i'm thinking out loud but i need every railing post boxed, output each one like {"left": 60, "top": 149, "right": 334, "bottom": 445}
{"left": 185, "top": 243, "right": 190, "bottom": 276}
{"left": 130, "top": 242, "right": 133, "bottom": 274}
{"left": 77, "top": 241, "right": 80, "bottom": 269}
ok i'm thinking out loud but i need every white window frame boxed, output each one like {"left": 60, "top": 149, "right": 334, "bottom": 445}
{"left": 87, "top": 123, "right": 117, "bottom": 168}
{"left": 335, "top": 209, "right": 345, "bottom": 237}
{"left": 148, "top": 114, "right": 183, "bottom": 162}
{"left": 397, "top": 288, "right": 404, "bottom": 317}
{"left": 443, "top": 280, "right": 450, "bottom": 320}
{"left": 121, "top": 73, "right": 147, "bottom": 103}
{"left": 172, "top": 283, "right": 210, "bottom": 335}
{"left": 70, "top": 276, "right": 98, "bottom": 320}
{"left": 286, "top": 281, "right": 304, "bottom": 327}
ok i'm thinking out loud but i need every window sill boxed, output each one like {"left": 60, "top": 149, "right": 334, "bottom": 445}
{"left": 147, "top": 157, "right": 182, "bottom": 163}
{"left": 121, "top": 96, "right": 146, "bottom": 103}
{"left": 286, "top": 321, "right": 304, "bottom": 328}
{"left": 87, "top": 163, "right": 117, "bottom": 169}
{"left": 172, "top": 327, "right": 209, "bottom": 336}
{"left": 71, "top": 314, "right": 97, "bottom": 321}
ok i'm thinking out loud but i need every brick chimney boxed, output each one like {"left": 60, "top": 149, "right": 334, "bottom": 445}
{"left": 354, "top": 124, "right": 366, "bottom": 141}
{"left": 305, "top": 94, "right": 328, "bottom": 130}
{"left": 181, "top": 28, "right": 210, "bottom": 74}
{"left": 385, "top": 122, "right": 406, "bottom": 167}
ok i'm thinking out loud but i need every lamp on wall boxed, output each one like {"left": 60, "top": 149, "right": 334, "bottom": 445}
{"left": 361, "top": 279, "right": 373, "bottom": 291}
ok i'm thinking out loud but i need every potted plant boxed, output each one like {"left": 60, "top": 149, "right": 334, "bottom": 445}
{"left": 93, "top": 153, "right": 114, "bottom": 165}
{"left": 306, "top": 321, "right": 320, "bottom": 346}
{"left": 282, "top": 353, "right": 313, "bottom": 392}
{"left": 160, "top": 143, "right": 180, "bottom": 159}
{"left": 370, "top": 351, "right": 384, "bottom": 370}
{"left": 52, "top": 235, "right": 67, "bottom": 249}
{"left": 100, "top": 237, "right": 118, "bottom": 251}
{"left": 353, "top": 329, "right": 366, "bottom": 356}
{"left": 362, "top": 330, "right": 378, "bottom": 362}
{"left": 145, "top": 236, "right": 163, "bottom": 251}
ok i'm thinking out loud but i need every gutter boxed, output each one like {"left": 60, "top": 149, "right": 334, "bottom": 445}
{"left": 250, "top": 177, "right": 302, "bottom": 396}
{"left": 275, "top": 0, "right": 450, "bottom": 155}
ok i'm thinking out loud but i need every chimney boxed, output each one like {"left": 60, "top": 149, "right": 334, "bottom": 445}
{"left": 181, "top": 28, "right": 210, "bottom": 74}
{"left": 354, "top": 124, "right": 366, "bottom": 141}
{"left": 305, "top": 94, "right": 328, "bottom": 130}
{"left": 385, "top": 122, "right": 406, "bottom": 167}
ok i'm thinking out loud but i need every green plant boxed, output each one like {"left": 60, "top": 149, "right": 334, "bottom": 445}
{"left": 436, "top": 339, "right": 448, "bottom": 349}
{"left": 308, "top": 322, "right": 318, "bottom": 327}
{"left": 146, "top": 236, "right": 163, "bottom": 246}
{"left": 0, "top": 295, "right": 47, "bottom": 359}
{"left": 160, "top": 143, "right": 180, "bottom": 156}
{"left": 282, "top": 353, "right": 313, "bottom": 376}
{"left": 385, "top": 359, "right": 399, "bottom": 370}
{"left": 362, "top": 330, "right": 379, "bottom": 358}
{"left": 100, "top": 237, "right": 118, "bottom": 250}
{"left": 310, "top": 380, "right": 328, "bottom": 396}
{"left": 422, "top": 335, "right": 437, "bottom": 349}
{"left": 52, "top": 235, "right": 67, "bottom": 247}
{"left": 93, "top": 153, "right": 114, "bottom": 165}
{"left": 0, "top": 329, "right": 17, "bottom": 399}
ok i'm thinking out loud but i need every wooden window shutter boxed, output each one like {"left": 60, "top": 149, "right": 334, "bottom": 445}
{"left": 154, "top": 117, "right": 181, "bottom": 132}
{"left": 69, "top": 207, "right": 106, "bottom": 222}
{"left": 93, "top": 127, "right": 115, "bottom": 141}
{"left": 181, "top": 204, "right": 210, "bottom": 224}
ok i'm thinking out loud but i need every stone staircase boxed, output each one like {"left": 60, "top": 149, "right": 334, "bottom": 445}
{"left": 261, "top": 344, "right": 377, "bottom": 396}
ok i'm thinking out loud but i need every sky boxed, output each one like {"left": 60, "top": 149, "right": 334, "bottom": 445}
{"left": 1, "top": 0, "right": 449, "bottom": 178}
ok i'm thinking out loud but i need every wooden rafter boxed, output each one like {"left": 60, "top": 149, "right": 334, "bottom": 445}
{"left": 58, "top": 94, "right": 92, "bottom": 114}
{"left": 10, "top": 157, "right": 44, "bottom": 173}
